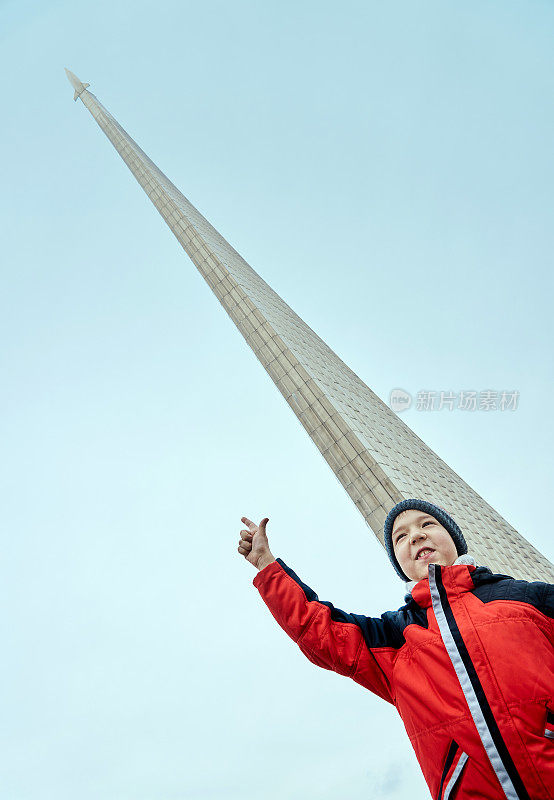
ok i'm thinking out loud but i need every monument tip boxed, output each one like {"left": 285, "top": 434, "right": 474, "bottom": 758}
{"left": 65, "top": 68, "right": 90, "bottom": 101}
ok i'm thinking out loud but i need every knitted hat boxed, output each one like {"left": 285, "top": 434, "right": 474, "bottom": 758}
{"left": 384, "top": 499, "right": 467, "bottom": 581}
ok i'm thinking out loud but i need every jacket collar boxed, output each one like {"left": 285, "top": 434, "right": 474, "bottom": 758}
{"left": 403, "top": 554, "right": 479, "bottom": 607}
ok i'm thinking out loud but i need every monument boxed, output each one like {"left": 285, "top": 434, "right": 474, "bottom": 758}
{"left": 65, "top": 69, "right": 554, "bottom": 582}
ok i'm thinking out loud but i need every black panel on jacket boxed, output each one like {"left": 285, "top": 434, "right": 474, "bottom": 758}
{"left": 470, "top": 566, "right": 554, "bottom": 619}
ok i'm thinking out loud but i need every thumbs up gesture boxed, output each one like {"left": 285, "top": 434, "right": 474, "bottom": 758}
{"left": 238, "top": 516, "right": 276, "bottom": 571}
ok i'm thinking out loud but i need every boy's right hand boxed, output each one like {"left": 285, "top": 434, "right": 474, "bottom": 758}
{"left": 238, "top": 516, "right": 276, "bottom": 571}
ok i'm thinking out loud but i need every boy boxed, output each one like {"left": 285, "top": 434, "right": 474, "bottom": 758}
{"left": 238, "top": 499, "right": 554, "bottom": 799}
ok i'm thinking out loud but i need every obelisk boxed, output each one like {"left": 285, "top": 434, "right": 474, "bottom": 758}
{"left": 66, "top": 69, "right": 554, "bottom": 582}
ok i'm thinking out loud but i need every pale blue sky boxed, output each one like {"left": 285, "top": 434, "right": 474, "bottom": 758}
{"left": 1, "top": 1, "right": 553, "bottom": 798}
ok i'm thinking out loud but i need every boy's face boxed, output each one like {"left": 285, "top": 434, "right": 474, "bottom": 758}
{"left": 392, "top": 509, "right": 458, "bottom": 582}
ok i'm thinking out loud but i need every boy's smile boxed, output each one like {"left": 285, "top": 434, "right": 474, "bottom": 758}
{"left": 392, "top": 509, "right": 459, "bottom": 582}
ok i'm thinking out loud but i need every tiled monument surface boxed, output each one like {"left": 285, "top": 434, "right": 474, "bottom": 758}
{"left": 66, "top": 70, "right": 554, "bottom": 582}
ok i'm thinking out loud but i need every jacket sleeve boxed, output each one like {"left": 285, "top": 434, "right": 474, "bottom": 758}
{"left": 253, "top": 558, "right": 399, "bottom": 705}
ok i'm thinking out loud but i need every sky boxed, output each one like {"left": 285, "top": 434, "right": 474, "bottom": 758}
{"left": 1, "top": 0, "right": 553, "bottom": 798}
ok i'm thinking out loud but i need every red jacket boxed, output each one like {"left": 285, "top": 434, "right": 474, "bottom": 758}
{"left": 253, "top": 558, "right": 554, "bottom": 799}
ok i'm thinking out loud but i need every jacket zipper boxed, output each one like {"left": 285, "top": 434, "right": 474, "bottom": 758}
{"left": 428, "top": 563, "right": 530, "bottom": 800}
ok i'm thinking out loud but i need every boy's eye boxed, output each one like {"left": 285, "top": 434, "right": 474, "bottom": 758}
{"left": 422, "top": 521, "right": 433, "bottom": 527}
{"left": 396, "top": 533, "right": 406, "bottom": 542}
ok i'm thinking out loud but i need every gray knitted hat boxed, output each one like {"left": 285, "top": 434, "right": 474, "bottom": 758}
{"left": 384, "top": 498, "right": 467, "bottom": 581}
